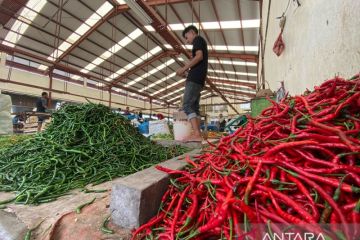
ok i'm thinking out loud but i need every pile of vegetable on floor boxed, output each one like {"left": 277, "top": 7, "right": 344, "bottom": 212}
{"left": 133, "top": 75, "right": 360, "bottom": 240}
{"left": 0, "top": 134, "right": 32, "bottom": 151}
{"left": 152, "top": 133, "right": 174, "bottom": 141}
{"left": 0, "top": 103, "right": 187, "bottom": 205}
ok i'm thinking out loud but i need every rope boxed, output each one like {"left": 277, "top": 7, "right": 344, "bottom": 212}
{"left": 191, "top": 0, "right": 194, "bottom": 24}
{"left": 198, "top": 0, "right": 201, "bottom": 33}
{"left": 7, "top": 8, "right": 25, "bottom": 81}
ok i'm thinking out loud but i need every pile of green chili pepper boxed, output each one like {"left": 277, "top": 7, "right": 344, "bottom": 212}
{"left": 0, "top": 134, "right": 32, "bottom": 151}
{"left": 0, "top": 103, "right": 187, "bottom": 205}
{"left": 133, "top": 75, "right": 360, "bottom": 239}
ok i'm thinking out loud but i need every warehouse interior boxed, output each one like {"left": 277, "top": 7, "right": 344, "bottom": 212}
{"left": 0, "top": 0, "right": 359, "bottom": 240}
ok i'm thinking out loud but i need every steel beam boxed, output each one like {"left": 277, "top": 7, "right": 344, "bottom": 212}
{"left": 167, "top": 50, "right": 257, "bottom": 62}
{"left": 200, "top": 102, "right": 248, "bottom": 107}
{"left": 0, "top": 0, "right": 28, "bottom": 25}
{"left": 202, "top": 94, "right": 250, "bottom": 102}
{"left": 208, "top": 78, "right": 257, "bottom": 89}
{"left": 52, "top": 8, "right": 116, "bottom": 66}
{"left": 0, "top": 43, "right": 172, "bottom": 105}
{"left": 215, "top": 88, "right": 256, "bottom": 98}
{"left": 0, "top": 78, "right": 169, "bottom": 111}
{"left": 117, "top": 0, "right": 193, "bottom": 12}
{"left": 110, "top": 51, "right": 176, "bottom": 85}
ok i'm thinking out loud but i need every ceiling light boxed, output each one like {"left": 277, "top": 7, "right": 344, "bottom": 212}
{"left": 144, "top": 19, "right": 260, "bottom": 32}
{"left": 124, "top": 0, "right": 152, "bottom": 24}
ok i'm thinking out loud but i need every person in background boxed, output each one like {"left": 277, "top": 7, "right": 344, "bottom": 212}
{"left": 138, "top": 111, "right": 144, "bottom": 123}
{"left": 36, "top": 92, "right": 48, "bottom": 132}
{"left": 218, "top": 113, "right": 226, "bottom": 132}
{"left": 13, "top": 113, "right": 25, "bottom": 133}
{"left": 176, "top": 25, "right": 208, "bottom": 142}
{"left": 156, "top": 113, "right": 164, "bottom": 120}
{"left": 124, "top": 106, "right": 130, "bottom": 115}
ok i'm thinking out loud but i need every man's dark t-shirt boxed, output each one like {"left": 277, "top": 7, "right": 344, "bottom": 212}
{"left": 187, "top": 35, "right": 208, "bottom": 86}
{"left": 36, "top": 97, "right": 47, "bottom": 112}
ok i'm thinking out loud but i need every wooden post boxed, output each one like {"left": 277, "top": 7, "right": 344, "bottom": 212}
{"left": 48, "top": 68, "right": 53, "bottom": 108}
{"left": 109, "top": 88, "right": 112, "bottom": 108}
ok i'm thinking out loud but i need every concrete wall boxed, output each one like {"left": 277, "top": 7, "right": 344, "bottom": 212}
{"left": 0, "top": 55, "right": 169, "bottom": 115}
{"left": 259, "top": 0, "right": 360, "bottom": 95}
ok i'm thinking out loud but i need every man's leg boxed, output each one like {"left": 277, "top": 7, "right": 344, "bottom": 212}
{"left": 37, "top": 122, "right": 42, "bottom": 132}
{"left": 37, "top": 116, "right": 43, "bottom": 132}
{"left": 189, "top": 117, "right": 201, "bottom": 138}
{"left": 182, "top": 82, "right": 202, "bottom": 142}
{"left": 194, "top": 89, "right": 203, "bottom": 138}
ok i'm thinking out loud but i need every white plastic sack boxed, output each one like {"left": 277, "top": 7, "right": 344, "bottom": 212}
{"left": 149, "top": 119, "right": 170, "bottom": 136}
{"left": 0, "top": 94, "right": 11, "bottom": 112}
{"left": 0, "top": 94, "right": 13, "bottom": 135}
{"left": 173, "top": 120, "right": 192, "bottom": 141}
{"left": 131, "top": 118, "right": 140, "bottom": 127}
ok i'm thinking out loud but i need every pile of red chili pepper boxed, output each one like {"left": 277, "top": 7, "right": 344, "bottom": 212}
{"left": 132, "top": 75, "right": 360, "bottom": 240}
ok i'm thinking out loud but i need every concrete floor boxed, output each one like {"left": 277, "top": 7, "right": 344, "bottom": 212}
{"left": 0, "top": 140, "right": 208, "bottom": 240}
{"left": 0, "top": 178, "right": 132, "bottom": 240}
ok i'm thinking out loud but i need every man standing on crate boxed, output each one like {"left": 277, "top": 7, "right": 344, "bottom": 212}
{"left": 36, "top": 92, "right": 48, "bottom": 132}
{"left": 176, "top": 25, "right": 208, "bottom": 142}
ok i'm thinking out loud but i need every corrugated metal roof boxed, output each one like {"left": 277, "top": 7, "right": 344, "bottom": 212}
{"left": 1, "top": 0, "right": 260, "bottom": 105}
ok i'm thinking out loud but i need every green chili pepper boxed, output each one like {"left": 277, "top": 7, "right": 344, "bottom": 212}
{"left": 0, "top": 103, "right": 188, "bottom": 205}
{"left": 75, "top": 197, "right": 96, "bottom": 214}
{"left": 100, "top": 215, "right": 114, "bottom": 234}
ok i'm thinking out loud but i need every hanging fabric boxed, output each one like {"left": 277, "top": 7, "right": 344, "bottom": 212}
{"left": 273, "top": 15, "right": 286, "bottom": 56}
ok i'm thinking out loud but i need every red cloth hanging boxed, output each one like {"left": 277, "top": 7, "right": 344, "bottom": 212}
{"left": 273, "top": 31, "right": 285, "bottom": 56}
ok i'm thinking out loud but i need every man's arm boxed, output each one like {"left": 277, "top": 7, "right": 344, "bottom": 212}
{"left": 183, "top": 50, "right": 203, "bottom": 69}
{"left": 176, "top": 50, "right": 203, "bottom": 76}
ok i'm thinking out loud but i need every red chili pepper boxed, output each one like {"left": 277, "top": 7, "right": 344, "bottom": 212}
{"left": 291, "top": 114, "right": 299, "bottom": 134}
{"left": 294, "top": 149, "right": 332, "bottom": 166}
{"left": 334, "top": 92, "right": 360, "bottom": 116}
{"left": 310, "top": 120, "right": 359, "bottom": 152}
{"left": 313, "top": 105, "right": 336, "bottom": 118}
{"left": 256, "top": 185, "right": 317, "bottom": 224}
{"left": 232, "top": 200, "right": 258, "bottom": 222}
{"left": 231, "top": 208, "right": 242, "bottom": 239}
{"left": 177, "top": 194, "right": 198, "bottom": 236}
{"left": 351, "top": 199, "right": 360, "bottom": 223}
{"left": 279, "top": 161, "right": 360, "bottom": 193}
{"left": 188, "top": 190, "right": 232, "bottom": 238}
{"left": 268, "top": 192, "right": 305, "bottom": 224}
{"left": 155, "top": 165, "right": 195, "bottom": 180}
{"left": 287, "top": 174, "right": 320, "bottom": 221}
{"left": 131, "top": 212, "right": 165, "bottom": 239}
{"left": 258, "top": 207, "right": 288, "bottom": 223}
{"left": 164, "top": 193, "right": 179, "bottom": 213}
{"left": 296, "top": 96, "right": 315, "bottom": 115}
{"left": 132, "top": 75, "right": 360, "bottom": 240}
{"left": 264, "top": 140, "right": 318, "bottom": 158}
{"left": 170, "top": 185, "right": 190, "bottom": 238}
{"left": 301, "top": 145, "right": 336, "bottom": 158}
{"left": 244, "top": 159, "right": 262, "bottom": 205}
{"left": 293, "top": 173, "right": 351, "bottom": 239}
{"left": 296, "top": 132, "right": 340, "bottom": 143}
